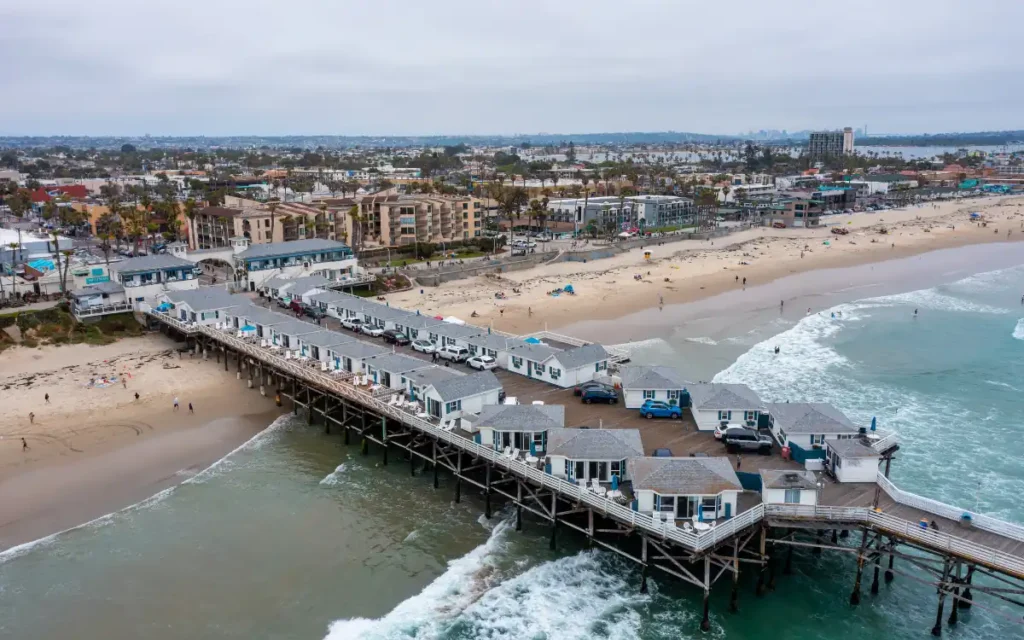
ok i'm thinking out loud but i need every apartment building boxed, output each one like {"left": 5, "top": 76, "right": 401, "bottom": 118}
{"left": 190, "top": 197, "right": 336, "bottom": 249}
{"left": 808, "top": 128, "right": 854, "bottom": 158}
{"left": 546, "top": 195, "right": 694, "bottom": 230}
{"left": 338, "top": 194, "right": 488, "bottom": 247}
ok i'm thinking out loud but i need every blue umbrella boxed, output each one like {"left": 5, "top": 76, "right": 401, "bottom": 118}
{"left": 870, "top": 416, "right": 877, "bottom": 431}
{"left": 240, "top": 324, "right": 256, "bottom": 333}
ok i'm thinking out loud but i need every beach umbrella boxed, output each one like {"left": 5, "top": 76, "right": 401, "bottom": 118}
{"left": 525, "top": 337, "right": 541, "bottom": 344}
{"left": 240, "top": 324, "right": 256, "bottom": 333}
{"left": 870, "top": 416, "right": 877, "bottom": 431}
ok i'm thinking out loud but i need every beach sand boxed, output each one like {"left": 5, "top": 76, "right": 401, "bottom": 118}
{"left": 385, "top": 195, "right": 1024, "bottom": 334}
{"left": 0, "top": 334, "right": 282, "bottom": 551}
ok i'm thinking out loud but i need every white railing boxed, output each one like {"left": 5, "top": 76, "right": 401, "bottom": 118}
{"left": 869, "top": 431, "right": 900, "bottom": 452}
{"left": 151, "top": 311, "right": 199, "bottom": 335}
{"left": 876, "top": 472, "right": 1024, "bottom": 543}
{"left": 766, "top": 504, "right": 1024, "bottom": 578}
{"left": 72, "top": 301, "right": 133, "bottom": 318}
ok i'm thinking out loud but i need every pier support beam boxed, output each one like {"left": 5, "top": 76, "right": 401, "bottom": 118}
{"left": 885, "top": 537, "right": 895, "bottom": 583}
{"left": 958, "top": 565, "right": 975, "bottom": 609}
{"left": 700, "top": 556, "right": 711, "bottom": 632}
{"left": 454, "top": 478, "right": 461, "bottom": 503}
{"left": 756, "top": 527, "right": 767, "bottom": 596}
{"left": 640, "top": 537, "right": 649, "bottom": 594}
{"left": 515, "top": 483, "right": 523, "bottom": 532}
{"left": 931, "top": 560, "right": 952, "bottom": 636}
{"left": 306, "top": 388, "right": 313, "bottom": 425}
{"left": 783, "top": 546, "right": 793, "bottom": 576}
{"left": 432, "top": 449, "right": 439, "bottom": 489}
{"left": 947, "top": 561, "right": 961, "bottom": 627}
{"left": 871, "top": 535, "right": 881, "bottom": 595}
{"left": 850, "top": 529, "right": 869, "bottom": 606}
{"left": 730, "top": 542, "right": 740, "bottom": 613}
{"left": 382, "top": 441, "right": 388, "bottom": 466}
{"left": 484, "top": 464, "right": 492, "bottom": 519}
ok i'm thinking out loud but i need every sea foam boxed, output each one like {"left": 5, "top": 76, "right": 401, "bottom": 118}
{"left": 1014, "top": 318, "right": 1024, "bottom": 341}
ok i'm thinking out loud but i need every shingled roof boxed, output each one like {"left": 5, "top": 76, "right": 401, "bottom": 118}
{"left": 546, "top": 428, "right": 644, "bottom": 459}
{"left": 630, "top": 457, "right": 742, "bottom": 495}
{"left": 476, "top": 404, "right": 566, "bottom": 431}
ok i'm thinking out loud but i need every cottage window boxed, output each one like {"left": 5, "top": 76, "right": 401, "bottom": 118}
{"left": 659, "top": 496, "right": 675, "bottom": 513}
{"left": 445, "top": 400, "right": 463, "bottom": 413}
{"left": 534, "top": 363, "right": 546, "bottom": 375}
{"left": 667, "top": 390, "right": 679, "bottom": 400}
{"left": 744, "top": 411, "right": 757, "bottom": 422}
{"left": 564, "top": 459, "right": 571, "bottom": 477}
{"left": 702, "top": 496, "right": 720, "bottom": 514}
{"left": 717, "top": 410, "right": 732, "bottom": 421}
{"left": 643, "top": 390, "right": 655, "bottom": 400}
{"left": 512, "top": 356, "right": 523, "bottom": 369}
{"left": 533, "top": 432, "right": 544, "bottom": 447}
{"left": 549, "top": 368, "right": 561, "bottom": 380}
{"left": 784, "top": 489, "right": 801, "bottom": 504}
{"left": 811, "top": 434, "right": 825, "bottom": 445}
{"left": 610, "top": 461, "right": 621, "bottom": 477}
{"left": 574, "top": 460, "right": 585, "bottom": 479}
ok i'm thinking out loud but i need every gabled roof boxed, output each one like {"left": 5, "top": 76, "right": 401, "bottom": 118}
{"left": 546, "top": 428, "right": 643, "bottom": 460}
{"left": 165, "top": 288, "right": 244, "bottom": 312}
{"left": 766, "top": 402, "right": 857, "bottom": 434}
{"left": 72, "top": 280, "right": 125, "bottom": 297}
{"left": 687, "top": 383, "right": 761, "bottom": 411}
{"left": 363, "top": 352, "right": 432, "bottom": 375}
{"left": 620, "top": 365, "right": 691, "bottom": 390}
{"left": 238, "top": 238, "right": 351, "bottom": 260}
{"left": 394, "top": 314, "right": 444, "bottom": 330}
{"left": 296, "top": 330, "right": 352, "bottom": 349}
{"left": 549, "top": 343, "right": 609, "bottom": 369}
{"left": 234, "top": 305, "right": 291, "bottom": 327}
{"left": 112, "top": 254, "right": 195, "bottom": 275}
{"left": 476, "top": 404, "right": 565, "bottom": 431}
{"left": 630, "top": 457, "right": 742, "bottom": 495}
{"left": 361, "top": 304, "right": 412, "bottom": 321}
{"left": 760, "top": 469, "right": 819, "bottom": 491}
{"left": 464, "top": 332, "right": 525, "bottom": 352}
{"left": 328, "top": 340, "right": 389, "bottom": 360}
{"left": 508, "top": 342, "right": 562, "bottom": 362}
{"left": 427, "top": 370, "right": 502, "bottom": 402}
{"left": 279, "top": 274, "right": 331, "bottom": 294}
{"left": 426, "top": 322, "right": 487, "bottom": 340}
{"left": 405, "top": 366, "right": 463, "bottom": 388}
{"left": 826, "top": 439, "right": 879, "bottom": 459}
{"left": 269, "top": 319, "right": 321, "bottom": 337}
{"left": 309, "top": 290, "right": 357, "bottom": 306}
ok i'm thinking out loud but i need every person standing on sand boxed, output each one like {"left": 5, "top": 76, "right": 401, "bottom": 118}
{"left": 44, "top": 393, "right": 50, "bottom": 404}
{"left": 173, "top": 397, "right": 179, "bottom": 411}
{"left": 22, "top": 438, "right": 29, "bottom": 452}
{"left": 122, "top": 377, "right": 127, "bottom": 389}
{"left": 189, "top": 402, "right": 194, "bottom": 414}
{"left": 29, "top": 412, "right": 35, "bottom": 424}
{"left": 135, "top": 392, "right": 140, "bottom": 401}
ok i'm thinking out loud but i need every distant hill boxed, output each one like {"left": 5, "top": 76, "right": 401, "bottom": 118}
{"left": 854, "top": 131, "right": 1024, "bottom": 147}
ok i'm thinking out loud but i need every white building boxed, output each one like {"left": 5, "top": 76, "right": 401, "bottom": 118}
{"left": 759, "top": 469, "right": 820, "bottom": 506}
{"left": 70, "top": 281, "right": 130, "bottom": 319}
{"left": 110, "top": 254, "right": 200, "bottom": 309}
{"left": 472, "top": 404, "right": 565, "bottom": 457}
{"left": 825, "top": 439, "right": 881, "bottom": 483}
{"left": 686, "top": 383, "right": 763, "bottom": 431}
{"left": 421, "top": 370, "right": 503, "bottom": 423}
{"left": 620, "top": 365, "right": 691, "bottom": 409}
{"left": 268, "top": 319, "right": 321, "bottom": 350}
{"left": 161, "top": 288, "right": 244, "bottom": 326}
{"left": 544, "top": 428, "right": 644, "bottom": 485}
{"left": 765, "top": 402, "right": 860, "bottom": 466}
{"left": 630, "top": 456, "right": 743, "bottom": 522}
{"left": 237, "top": 238, "right": 359, "bottom": 292}
{"left": 327, "top": 340, "right": 389, "bottom": 374}
{"left": 363, "top": 353, "right": 433, "bottom": 390}
{"left": 295, "top": 330, "right": 351, "bottom": 364}
{"left": 464, "top": 332, "right": 524, "bottom": 369}
{"left": 261, "top": 274, "right": 331, "bottom": 301}
{"left": 507, "top": 342, "right": 610, "bottom": 388}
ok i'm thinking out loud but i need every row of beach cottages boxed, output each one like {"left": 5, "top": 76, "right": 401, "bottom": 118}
{"left": 259, "top": 274, "right": 333, "bottom": 302}
{"left": 307, "top": 290, "right": 613, "bottom": 387}
{"left": 618, "top": 364, "right": 884, "bottom": 483}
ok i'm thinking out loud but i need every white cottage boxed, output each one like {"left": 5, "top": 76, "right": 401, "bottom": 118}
{"left": 326, "top": 339, "right": 389, "bottom": 374}
{"left": 162, "top": 288, "right": 245, "bottom": 326}
{"left": 110, "top": 254, "right": 200, "bottom": 308}
{"left": 363, "top": 353, "right": 433, "bottom": 390}
{"left": 268, "top": 319, "right": 321, "bottom": 350}
{"left": 508, "top": 342, "right": 610, "bottom": 388}
{"left": 620, "top": 365, "right": 692, "bottom": 409}
{"left": 392, "top": 314, "right": 443, "bottom": 341}
{"left": 295, "top": 330, "right": 352, "bottom": 364}
{"left": 472, "top": 404, "right": 565, "bottom": 456}
{"left": 686, "top": 383, "right": 763, "bottom": 431}
{"left": 630, "top": 456, "right": 743, "bottom": 521}
{"left": 464, "top": 333, "right": 524, "bottom": 369}
{"left": 759, "top": 469, "right": 820, "bottom": 506}
{"left": 426, "top": 322, "right": 486, "bottom": 350}
{"left": 545, "top": 428, "right": 644, "bottom": 485}
{"left": 404, "top": 367, "right": 464, "bottom": 404}
{"left": 825, "top": 439, "right": 881, "bottom": 483}
{"left": 421, "top": 370, "right": 503, "bottom": 423}
{"left": 765, "top": 402, "right": 860, "bottom": 468}
{"left": 234, "top": 305, "right": 291, "bottom": 339}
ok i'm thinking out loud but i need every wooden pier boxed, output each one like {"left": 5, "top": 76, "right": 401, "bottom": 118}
{"left": 150, "top": 311, "right": 1024, "bottom": 634}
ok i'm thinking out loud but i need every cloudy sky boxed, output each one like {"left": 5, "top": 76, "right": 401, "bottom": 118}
{"left": 2, "top": 0, "right": 1022, "bottom": 136}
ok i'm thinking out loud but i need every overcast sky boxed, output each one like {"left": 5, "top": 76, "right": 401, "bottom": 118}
{"left": 3, "top": 0, "right": 1022, "bottom": 137}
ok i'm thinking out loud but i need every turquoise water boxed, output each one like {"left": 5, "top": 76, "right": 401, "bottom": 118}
{"left": 2, "top": 265, "right": 1023, "bottom": 639}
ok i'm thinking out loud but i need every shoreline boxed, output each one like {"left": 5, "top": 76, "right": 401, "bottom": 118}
{"left": 384, "top": 195, "right": 1024, "bottom": 334}
{"left": 0, "top": 335, "right": 283, "bottom": 552}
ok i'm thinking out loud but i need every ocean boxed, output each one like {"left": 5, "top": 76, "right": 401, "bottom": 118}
{"left": 2, "top": 263, "right": 1023, "bottom": 639}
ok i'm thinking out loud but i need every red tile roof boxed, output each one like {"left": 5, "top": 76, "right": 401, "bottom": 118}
{"left": 30, "top": 185, "right": 88, "bottom": 202}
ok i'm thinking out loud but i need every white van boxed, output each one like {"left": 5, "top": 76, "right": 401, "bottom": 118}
{"left": 438, "top": 345, "right": 470, "bottom": 363}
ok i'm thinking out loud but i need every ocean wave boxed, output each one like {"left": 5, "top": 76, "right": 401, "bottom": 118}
{"left": 605, "top": 338, "right": 673, "bottom": 354}
{"left": 984, "top": 380, "right": 1021, "bottom": 392}
{"left": 868, "top": 289, "right": 1010, "bottom": 315}
{"left": 684, "top": 336, "right": 718, "bottom": 346}
{"left": 319, "top": 463, "right": 349, "bottom": 487}
{"left": 1014, "top": 318, "right": 1024, "bottom": 340}
{"left": 185, "top": 414, "right": 296, "bottom": 484}
{"left": 948, "top": 264, "right": 1024, "bottom": 293}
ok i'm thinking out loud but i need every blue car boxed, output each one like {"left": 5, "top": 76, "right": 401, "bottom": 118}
{"left": 640, "top": 400, "right": 681, "bottom": 420}
{"left": 581, "top": 387, "right": 618, "bottom": 404}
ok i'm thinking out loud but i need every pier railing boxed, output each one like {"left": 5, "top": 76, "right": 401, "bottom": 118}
{"left": 868, "top": 431, "right": 900, "bottom": 453}
{"left": 766, "top": 504, "right": 1024, "bottom": 578}
{"left": 876, "top": 472, "right": 1024, "bottom": 543}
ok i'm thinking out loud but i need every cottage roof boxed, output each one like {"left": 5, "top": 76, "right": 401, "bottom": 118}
{"left": 297, "top": 330, "right": 352, "bottom": 349}
{"left": 165, "top": 288, "right": 243, "bottom": 312}
{"left": 508, "top": 342, "right": 562, "bottom": 362}
{"left": 766, "top": 402, "right": 857, "bottom": 434}
{"left": 405, "top": 366, "right": 463, "bottom": 388}
{"left": 465, "top": 332, "right": 524, "bottom": 352}
{"left": 760, "top": 469, "right": 819, "bottom": 491}
{"left": 309, "top": 290, "right": 362, "bottom": 307}
{"left": 394, "top": 314, "right": 444, "bottom": 330}
{"left": 72, "top": 280, "right": 125, "bottom": 297}
{"left": 239, "top": 238, "right": 350, "bottom": 260}
{"left": 361, "top": 303, "right": 413, "bottom": 321}
{"left": 235, "top": 305, "right": 291, "bottom": 327}
{"left": 687, "top": 383, "right": 762, "bottom": 411}
{"left": 329, "top": 340, "right": 389, "bottom": 360}
{"left": 262, "top": 275, "right": 289, "bottom": 290}
{"left": 427, "top": 322, "right": 487, "bottom": 340}
{"left": 113, "top": 253, "right": 195, "bottom": 275}
{"left": 278, "top": 274, "right": 331, "bottom": 294}
{"left": 270, "top": 319, "right": 321, "bottom": 337}
{"left": 620, "top": 365, "right": 691, "bottom": 390}
{"left": 476, "top": 404, "right": 565, "bottom": 431}
{"left": 546, "top": 428, "right": 644, "bottom": 460}
{"left": 826, "top": 439, "right": 880, "bottom": 459}
{"left": 428, "top": 370, "right": 501, "bottom": 402}
{"left": 630, "top": 457, "right": 742, "bottom": 495}
{"left": 363, "top": 352, "right": 432, "bottom": 374}
{"left": 550, "top": 343, "right": 609, "bottom": 369}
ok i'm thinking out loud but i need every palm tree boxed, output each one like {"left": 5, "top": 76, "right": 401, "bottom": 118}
{"left": 7, "top": 242, "right": 20, "bottom": 299}
{"left": 267, "top": 198, "right": 279, "bottom": 243}
{"left": 182, "top": 198, "right": 198, "bottom": 248}
{"left": 346, "top": 206, "right": 361, "bottom": 252}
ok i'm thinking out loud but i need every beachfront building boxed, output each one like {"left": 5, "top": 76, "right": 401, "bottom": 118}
{"left": 471, "top": 404, "right": 566, "bottom": 456}
{"left": 311, "top": 291, "right": 368, "bottom": 321}
{"left": 824, "top": 439, "right": 882, "bottom": 483}
{"left": 759, "top": 470, "right": 820, "bottom": 506}
{"left": 361, "top": 305, "right": 414, "bottom": 332}
{"left": 260, "top": 274, "right": 331, "bottom": 301}
{"left": 404, "top": 367, "right": 463, "bottom": 403}
{"left": 392, "top": 314, "right": 443, "bottom": 341}
{"left": 295, "top": 330, "right": 351, "bottom": 364}
{"left": 630, "top": 457, "right": 743, "bottom": 522}
{"left": 268, "top": 319, "right": 320, "bottom": 350}
{"left": 426, "top": 322, "right": 485, "bottom": 350}
{"left": 620, "top": 365, "right": 692, "bottom": 409}
{"left": 70, "top": 281, "right": 130, "bottom": 319}
{"left": 464, "top": 333, "right": 523, "bottom": 369}
{"left": 544, "top": 428, "right": 644, "bottom": 485}
{"left": 344, "top": 194, "right": 489, "bottom": 246}
{"left": 507, "top": 342, "right": 610, "bottom": 388}
{"left": 232, "top": 305, "right": 291, "bottom": 339}
{"left": 362, "top": 353, "right": 433, "bottom": 390}
{"left": 160, "top": 288, "right": 244, "bottom": 326}
{"left": 327, "top": 340, "right": 389, "bottom": 374}
{"left": 686, "top": 383, "right": 763, "bottom": 431}
{"left": 765, "top": 402, "right": 860, "bottom": 467}
{"left": 238, "top": 239, "right": 358, "bottom": 292}
{"left": 545, "top": 195, "right": 694, "bottom": 230}
{"left": 109, "top": 254, "right": 200, "bottom": 308}
{"left": 769, "top": 199, "right": 823, "bottom": 229}
{"left": 420, "top": 370, "right": 503, "bottom": 423}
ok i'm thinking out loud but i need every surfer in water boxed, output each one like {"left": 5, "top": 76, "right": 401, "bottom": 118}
{"left": 774, "top": 345, "right": 780, "bottom": 355}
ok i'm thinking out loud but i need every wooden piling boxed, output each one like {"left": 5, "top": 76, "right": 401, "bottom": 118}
{"left": 640, "top": 537, "right": 649, "bottom": 594}
{"left": 947, "top": 561, "right": 961, "bottom": 626}
{"left": 885, "top": 536, "right": 895, "bottom": 583}
{"left": 931, "top": 559, "right": 951, "bottom": 636}
{"left": 484, "top": 463, "right": 492, "bottom": 519}
{"left": 958, "top": 565, "right": 974, "bottom": 609}
{"left": 700, "top": 556, "right": 711, "bottom": 632}
{"left": 850, "top": 528, "right": 869, "bottom": 606}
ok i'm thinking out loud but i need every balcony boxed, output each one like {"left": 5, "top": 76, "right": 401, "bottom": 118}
{"left": 72, "top": 301, "right": 134, "bottom": 319}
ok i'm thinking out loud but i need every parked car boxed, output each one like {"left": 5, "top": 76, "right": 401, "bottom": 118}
{"left": 467, "top": 355, "right": 497, "bottom": 371}
{"left": 573, "top": 380, "right": 612, "bottom": 397}
{"left": 341, "top": 317, "right": 364, "bottom": 331}
{"left": 302, "top": 304, "right": 326, "bottom": 320}
{"left": 639, "top": 400, "right": 681, "bottom": 419}
{"left": 275, "top": 297, "right": 291, "bottom": 309}
{"left": 714, "top": 423, "right": 742, "bottom": 440}
{"left": 411, "top": 339, "right": 436, "bottom": 354}
{"left": 438, "top": 345, "right": 470, "bottom": 363}
{"left": 653, "top": 448, "right": 673, "bottom": 457}
{"left": 581, "top": 387, "right": 618, "bottom": 404}
{"left": 721, "top": 427, "right": 773, "bottom": 454}
{"left": 360, "top": 324, "right": 385, "bottom": 337}
{"left": 288, "top": 300, "right": 303, "bottom": 314}
{"left": 382, "top": 329, "right": 411, "bottom": 345}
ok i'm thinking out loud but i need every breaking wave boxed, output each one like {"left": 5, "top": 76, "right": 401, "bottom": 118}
{"left": 1014, "top": 318, "right": 1024, "bottom": 341}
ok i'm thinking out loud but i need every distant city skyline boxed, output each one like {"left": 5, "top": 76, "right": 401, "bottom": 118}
{"left": 3, "top": 1, "right": 1023, "bottom": 137}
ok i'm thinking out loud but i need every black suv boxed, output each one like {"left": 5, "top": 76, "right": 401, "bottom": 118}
{"left": 302, "top": 304, "right": 326, "bottom": 320}
{"left": 382, "top": 329, "right": 411, "bottom": 346}
{"left": 721, "top": 427, "right": 773, "bottom": 455}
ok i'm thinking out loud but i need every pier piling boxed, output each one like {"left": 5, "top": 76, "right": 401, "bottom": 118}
{"left": 700, "top": 557, "right": 711, "bottom": 632}
{"left": 549, "top": 519, "right": 557, "bottom": 551}
{"left": 947, "top": 561, "right": 961, "bottom": 626}
{"left": 756, "top": 528, "right": 767, "bottom": 596}
{"left": 850, "top": 529, "right": 869, "bottom": 606}
{"left": 484, "top": 464, "right": 492, "bottom": 519}
{"left": 958, "top": 565, "right": 974, "bottom": 609}
{"left": 454, "top": 478, "right": 461, "bottom": 503}
{"left": 729, "top": 542, "right": 740, "bottom": 613}
{"left": 885, "top": 537, "right": 895, "bottom": 583}
{"left": 783, "top": 546, "right": 793, "bottom": 576}
{"left": 931, "top": 560, "right": 952, "bottom": 636}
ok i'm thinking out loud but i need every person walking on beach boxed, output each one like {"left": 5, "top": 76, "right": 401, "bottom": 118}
{"left": 122, "top": 377, "right": 127, "bottom": 389}
{"left": 189, "top": 402, "right": 194, "bottom": 414}
{"left": 44, "top": 393, "right": 50, "bottom": 404}
{"left": 22, "top": 438, "right": 29, "bottom": 452}
{"left": 135, "top": 392, "right": 140, "bottom": 401}
{"left": 173, "top": 396, "right": 180, "bottom": 411}
{"left": 29, "top": 412, "right": 35, "bottom": 424}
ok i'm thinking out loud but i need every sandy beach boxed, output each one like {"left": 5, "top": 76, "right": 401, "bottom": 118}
{"left": 0, "top": 334, "right": 282, "bottom": 551}
{"left": 385, "top": 195, "right": 1024, "bottom": 334}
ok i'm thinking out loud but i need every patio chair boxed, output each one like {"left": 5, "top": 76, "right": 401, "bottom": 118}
{"left": 285, "top": 351, "right": 292, "bottom": 360}
{"left": 320, "top": 361, "right": 328, "bottom": 371}
{"left": 510, "top": 448, "right": 520, "bottom": 460}
{"left": 415, "top": 411, "right": 430, "bottom": 419}
{"left": 682, "top": 522, "right": 694, "bottom": 533}
{"left": 502, "top": 446, "right": 512, "bottom": 457}
{"left": 388, "top": 394, "right": 399, "bottom": 406}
